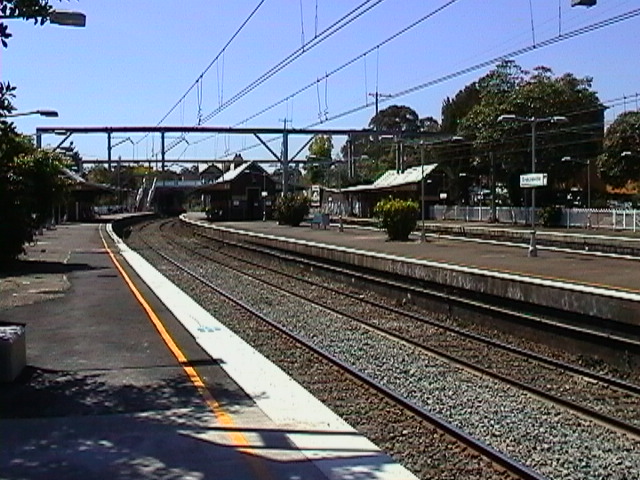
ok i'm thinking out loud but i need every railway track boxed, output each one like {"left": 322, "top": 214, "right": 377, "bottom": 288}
{"left": 130, "top": 219, "right": 533, "bottom": 479}
{"left": 126, "top": 219, "right": 640, "bottom": 479}
{"left": 172, "top": 221, "right": 640, "bottom": 436}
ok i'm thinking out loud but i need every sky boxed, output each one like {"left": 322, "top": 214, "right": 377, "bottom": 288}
{"left": 3, "top": 0, "right": 640, "bottom": 169}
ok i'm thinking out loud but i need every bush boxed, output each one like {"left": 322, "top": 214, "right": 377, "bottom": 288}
{"left": 274, "top": 194, "right": 310, "bottom": 226}
{"left": 538, "top": 206, "right": 562, "bottom": 227}
{"left": 374, "top": 197, "right": 419, "bottom": 241}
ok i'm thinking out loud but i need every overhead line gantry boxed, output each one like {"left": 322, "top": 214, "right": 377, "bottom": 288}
{"left": 36, "top": 125, "right": 447, "bottom": 195}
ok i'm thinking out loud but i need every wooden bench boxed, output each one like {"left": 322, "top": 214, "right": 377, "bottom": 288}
{"left": 310, "top": 213, "right": 330, "bottom": 229}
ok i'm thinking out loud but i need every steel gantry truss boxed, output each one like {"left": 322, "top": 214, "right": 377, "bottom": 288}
{"left": 36, "top": 125, "right": 447, "bottom": 195}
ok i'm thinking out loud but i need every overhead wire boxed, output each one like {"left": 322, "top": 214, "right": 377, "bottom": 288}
{"left": 153, "top": 6, "right": 639, "bottom": 163}
{"left": 198, "top": 0, "right": 389, "bottom": 125}
{"left": 302, "top": 8, "right": 640, "bottom": 129}
{"left": 222, "top": 3, "right": 638, "bottom": 160}
{"left": 211, "top": 0, "right": 462, "bottom": 134}
{"left": 137, "top": 0, "right": 267, "bottom": 154}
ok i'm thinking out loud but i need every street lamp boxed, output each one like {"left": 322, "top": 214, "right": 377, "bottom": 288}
{"left": 420, "top": 136, "right": 464, "bottom": 243}
{"left": 497, "top": 114, "right": 568, "bottom": 257}
{"left": 49, "top": 10, "right": 86, "bottom": 27}
{"left": 0, "top": 9, "right": 86, "bottom": 27}
{"left": 4, "top": 109, "right": 58, "bottom": 118}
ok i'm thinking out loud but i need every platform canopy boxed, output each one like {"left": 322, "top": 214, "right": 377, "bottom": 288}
{"left": 339, "top": 164, "right": 439, "bottom": 193}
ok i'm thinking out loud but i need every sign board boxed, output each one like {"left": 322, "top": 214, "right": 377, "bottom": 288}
{"left": 310, "top": 185, "right": 321, "bottom": 207}
{"left": 439, "top": 192, "right": 448, "bottom": 200}
{"left": 520, "top": 173, "right": 548, "bottom": 188}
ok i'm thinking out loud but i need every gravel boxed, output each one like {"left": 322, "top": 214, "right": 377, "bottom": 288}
{"left": 129, "top": 221, "right": 640, "bottom": 480}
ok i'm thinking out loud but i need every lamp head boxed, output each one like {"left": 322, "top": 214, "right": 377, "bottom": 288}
{"left": 550, "top": 116, "right": 569, "bottom": 124}
{"left": 49, "top": 10, "right": 86, "bottom": 27}
{"left": 36, "top": 109, "right": 59, "bottom": 118}
{"left": 497, "top": 114, "right": 518, "bottom": 123}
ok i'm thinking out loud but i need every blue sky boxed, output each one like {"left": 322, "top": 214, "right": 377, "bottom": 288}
{"left": 3, "top": 0, "right": 639, "bottom": 167}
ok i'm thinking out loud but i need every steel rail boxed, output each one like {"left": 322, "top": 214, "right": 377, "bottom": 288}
{"left": 136, "top": 222, "right": 547, "bottom": 480}
{"left": 162, "top": 225, "right": 640, "bottom": 440}
{"left": 191, "top": 227, "right": 640, "bottom": 387}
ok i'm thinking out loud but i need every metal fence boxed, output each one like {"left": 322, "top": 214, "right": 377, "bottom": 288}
{"left": 428, "top": 205, "right": 640, "bottom": 231}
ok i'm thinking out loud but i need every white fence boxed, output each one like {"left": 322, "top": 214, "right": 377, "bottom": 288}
{"left": 428, "top": 205, "right": 640, "bottom": 231}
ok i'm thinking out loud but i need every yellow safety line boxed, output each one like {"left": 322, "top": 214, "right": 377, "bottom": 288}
{"left": 99, "top": 227, "right": 274, "bottom": 479}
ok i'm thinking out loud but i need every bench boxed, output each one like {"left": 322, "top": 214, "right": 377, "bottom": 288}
{"left": 310, "top": 213, "right": 330, "bottom": 229}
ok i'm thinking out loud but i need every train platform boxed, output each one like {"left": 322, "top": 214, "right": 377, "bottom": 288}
{"left": 183, "top": 213, "right": 640, "bottom": 295}
{"left": 0, "top": 221, "right": 417, "bottom": 480}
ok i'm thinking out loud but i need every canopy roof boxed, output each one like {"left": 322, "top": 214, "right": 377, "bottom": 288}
{"left": 340, "top": 164, "right": 438, "bottom": 193}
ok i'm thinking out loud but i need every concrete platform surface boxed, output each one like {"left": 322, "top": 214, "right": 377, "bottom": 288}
{"left": 0, "top": 222, "right": 417, "bottom": 480}
{"left": 182, "top": 214, "right": 640, "bottom": 295}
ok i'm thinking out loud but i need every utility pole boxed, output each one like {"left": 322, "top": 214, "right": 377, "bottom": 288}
{"left": 489, "top": 151, "right": 496, "bottom": 223}
{"left": 368, "top": 91, "right": 392, "bottom": 117}
{"left": 279, "top": 118, "right": 290, "bottom": 195}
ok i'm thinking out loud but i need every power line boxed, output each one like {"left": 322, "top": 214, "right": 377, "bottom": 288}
{"left": 170, "top": 0, "right": 459, "bottom": 155}
{"left": 148, "top": 7, "right": 639, "bottom": 162}
{"left": 152, "top": 0, "right": 267, "bottom": 129}
{"left": 198, "top": 0, "right": 388, "bottom": 125}
{"left": 303, "top": 8, "right": 640, "bottom": 129}
{"left": 226, "top": 0, "right": 462, "bottom": 129}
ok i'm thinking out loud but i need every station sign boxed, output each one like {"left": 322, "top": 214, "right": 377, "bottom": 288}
{"left": 310, "top": 185, "right": 321, "bottom": 207}
{"left": 520, "top": 173, "right": 548, "bottom": 188}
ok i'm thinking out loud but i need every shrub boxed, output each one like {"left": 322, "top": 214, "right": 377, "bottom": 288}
{"left": 274, "top": 193, "right": 310, "bottom": 226}
{"left": 538, "top": 206, "right": 562, "bottom": 227}
{"left": 374, "top": 197, "right": 419, "bottom": 241}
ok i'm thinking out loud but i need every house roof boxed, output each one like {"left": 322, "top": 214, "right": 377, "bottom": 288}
{"left": 217, "top": 162, "right": 254, "bottom": 183}
{"left": 192, "top": 161, "right": 271, "bottom": 193}
{"left": 200, "top": 164, "right": 223, "bottom": 176}
{"left": 340, "top": 164, "right": 439, "bottom": 192}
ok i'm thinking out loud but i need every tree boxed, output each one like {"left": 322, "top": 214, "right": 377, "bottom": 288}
{"left": 458, "top": 61, "right": 603, "bottom": 206}
{"left": 1, "top": 0, "right": 52, "bottom": 48}
{"left": 441, "top": 83, "right": 480, "bottom": 134}
{"left": 369, "top": 105, "right": 421, "bottom": 132}
{"left": 599, "top": 112, "right": 640, "bottom": 188}
{"left": 0, "top": 75, "right": 69, "bottom": 264}
{"left": 305, "top": 134, "right": 333, "bottom": 185}
{"left": 420, "top": 116, "right": 440, "bottom": 133}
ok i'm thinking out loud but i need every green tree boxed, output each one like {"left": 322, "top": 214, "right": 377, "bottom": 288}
{"left": 86, "top": 165, "right": 113, "bottom": 185}
{"left": 305, "top": 134, "right": 333, "bottom": 185}
{"left": 0, "top": 78, "right": 68, "bottom": 264}
{"left": 369, "top": 105, "right": 421, "bottom": 132}
{"left": 441, "top": 83, "right": 480, "bottom": 134}
{"left": 599, "top": 112, "right": 640, "bottom": 188}
{"left": 459, "top": 61, "right": 603, "bottom": 206}
{"left": 274, "top": 193, "right": 310, "bottom": 226}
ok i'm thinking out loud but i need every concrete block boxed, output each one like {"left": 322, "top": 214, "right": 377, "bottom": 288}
{"left": 0, "top": 325, "right": 26, "bottom": 382}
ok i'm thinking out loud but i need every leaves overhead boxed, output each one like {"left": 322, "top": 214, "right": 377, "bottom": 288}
{"left": 456, "top": 60, "right": 604, "bottom": 205}
{"left": 599, "top": 111, "right": 640, "bottom": 188}
{"left": 369, "top": 105, "right": 421, "bottom": 132}
{"left": 0, "top": 0, "right": 52, "bottom": 48}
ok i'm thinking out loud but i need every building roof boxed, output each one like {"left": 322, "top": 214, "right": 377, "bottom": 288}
{"left": 340, "top": 164, "right": 439, "bottom": 192}
{"left": 217, "top": 162, "right": 254, "bottom": 183}
{"left": 200, "top": 164, "right": 223, "bottom": 177}
{"left": 61, "top": 167, "right": 115, "bottom": 193}
{"left": 192, "top": 161, "right": 271, "bottom": 194}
